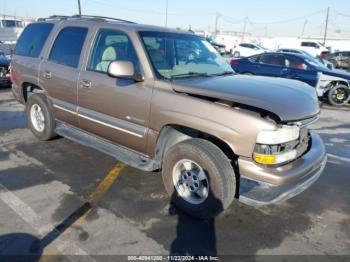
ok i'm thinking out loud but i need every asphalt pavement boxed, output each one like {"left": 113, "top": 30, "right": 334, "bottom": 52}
{"left": 0, "top": 87, "right": 349, "bottom": 262}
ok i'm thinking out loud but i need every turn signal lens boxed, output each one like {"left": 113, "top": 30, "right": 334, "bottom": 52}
{"left": 254, "top": 154, "right": 276, "bottom": 165}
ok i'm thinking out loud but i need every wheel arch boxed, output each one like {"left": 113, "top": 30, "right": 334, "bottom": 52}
{"left": 21, "top": 82, "right": 46, "bottom": 103}
{"left": 154, "top": 124, "right": 238, "bottom": 167}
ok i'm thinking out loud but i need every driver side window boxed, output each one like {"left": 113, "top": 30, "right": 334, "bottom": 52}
{"left": 88, "top": 29, "right": 139, "bottom": 73}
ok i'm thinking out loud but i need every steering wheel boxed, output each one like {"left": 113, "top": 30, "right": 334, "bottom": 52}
{"left": 185, "top": 51, "right": 199, "bottom": 64}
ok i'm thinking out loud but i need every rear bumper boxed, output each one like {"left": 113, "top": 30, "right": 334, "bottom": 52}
{"left": 238, "top": 132, "right": 327, "bottom": 206}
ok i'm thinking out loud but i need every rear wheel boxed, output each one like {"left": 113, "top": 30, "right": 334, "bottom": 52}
{"left": 26, "top": 93, "right": 56, "bottom": 140}
{"left": 162, "top": 139, "right": 236, "bottom": 219}
{"left": 327, "top": 84, "right": 350, "bottom": 106}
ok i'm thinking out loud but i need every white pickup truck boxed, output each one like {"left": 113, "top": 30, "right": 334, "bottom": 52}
{"left": 299, "top": 41, "right": 329, "bottom": 57}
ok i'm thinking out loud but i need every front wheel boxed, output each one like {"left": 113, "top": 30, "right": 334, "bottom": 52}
{"left": 162, "top": 139, "right": 236, "bottom": 219}
{"left": 327, "top": 85, "right": 350, "bottom": 106}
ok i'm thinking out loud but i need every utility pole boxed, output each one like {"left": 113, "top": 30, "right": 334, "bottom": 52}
{"left": 77, "top": 0, "right": 82, "bottom": 16}
{"left": 214, "top": 12, "right": 220, "bottom": 37}
{"left": 323, "top": 7, "right": 330, "bottom": 45}
{"left": 165, "top": 0, "right": 168, "bottom": 27}
{"left": 242, "top": 17, "right": 248, "bottom": 41}
{"left": 301, "top": 19, "right": 308, "bottom": 37}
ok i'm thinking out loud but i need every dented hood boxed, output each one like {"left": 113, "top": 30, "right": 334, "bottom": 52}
{"left": 172, "top": 75, "right": 320, "bottom": 122}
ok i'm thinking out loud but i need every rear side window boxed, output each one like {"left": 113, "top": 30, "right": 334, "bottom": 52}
{"left": 49, "top": 27, "right": 88, "bottom": 68}
{"left": 14, "top": 23, "right": 54, "bottom": 57}
{"left": 260, "top": 54, "right": 284, "bottom": 67}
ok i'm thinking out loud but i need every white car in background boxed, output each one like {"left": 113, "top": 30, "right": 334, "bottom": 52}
{"left": 299, "top": 41, "right": 329, "bottom": 57}
{"left": 232, "top": 43, "right": 268, "bottom": 57}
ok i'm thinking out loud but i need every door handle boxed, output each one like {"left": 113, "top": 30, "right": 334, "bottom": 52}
{"left": 43, "top": 70, "right": 52, "bottom": 79}
{"left": 79, "top": 79, "right": 92, "bottom": 89}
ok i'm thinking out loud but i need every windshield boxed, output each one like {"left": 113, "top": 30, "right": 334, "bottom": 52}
{"left": 139, "top": 31, "right": 234, "bottom": 79}
{"left": 305, "top": 57, "right": 329, "bottom": 71}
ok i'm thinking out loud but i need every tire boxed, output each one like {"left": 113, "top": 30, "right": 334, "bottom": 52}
{"left": 26, "top": 93, "right": 56, "bottom": 141}
{"left": 233, "top": 51, "right": 240, "bottom": 58}
{"left": 327, "top": 84, "right": 350, "bottom": 107}
{"left": 162, "top": 138, "right": 236, "bottom": 219}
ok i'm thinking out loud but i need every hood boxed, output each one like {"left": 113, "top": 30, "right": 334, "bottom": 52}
{"left": 172, "top": 75, "right": 320, "bottom": 122}
{"left": 322, "top": 69, "right": 350, "bottom": 81}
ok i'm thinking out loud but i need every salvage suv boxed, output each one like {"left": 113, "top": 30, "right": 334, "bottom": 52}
{"left": 11, "top": 15, "right": 327, "bottom": 218}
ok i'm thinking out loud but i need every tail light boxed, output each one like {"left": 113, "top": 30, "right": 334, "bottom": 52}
{"left": 230, "top": 60, "right": 240, "bottom": 66}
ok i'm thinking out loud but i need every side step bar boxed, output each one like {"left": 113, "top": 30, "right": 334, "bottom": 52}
{"left": 55, "top": 123, "right": 159, "bottom": 171}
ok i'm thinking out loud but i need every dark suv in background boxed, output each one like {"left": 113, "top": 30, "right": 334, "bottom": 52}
{"left": 0, "top": 51, "right": 10, "bottom": 87}
{"left": 325, "top": 51, "right": 350, "bottom": 70}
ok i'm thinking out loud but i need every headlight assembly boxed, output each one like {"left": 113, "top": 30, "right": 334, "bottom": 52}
{"left": 254, "top": 125, "right": 301, "bottom": 165}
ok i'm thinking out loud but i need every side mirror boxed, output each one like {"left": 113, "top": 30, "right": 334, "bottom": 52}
{"left": 108, "top": 61, "right": 144, "bottom": 82}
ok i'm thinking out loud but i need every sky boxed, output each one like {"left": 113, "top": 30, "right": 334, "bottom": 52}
{"left": 1, "top": 0, "right": 350, "bottom": 37}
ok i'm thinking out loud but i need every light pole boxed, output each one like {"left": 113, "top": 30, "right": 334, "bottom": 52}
{"left": 165, "top": 0, "right": 168, "bottom": 27}
{"left": 78, "top": 0, "right": 82, "bottom": 16}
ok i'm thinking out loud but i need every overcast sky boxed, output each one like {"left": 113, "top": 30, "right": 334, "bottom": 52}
{"left": 2, "top": 0, "right": 350, "bottom": 37}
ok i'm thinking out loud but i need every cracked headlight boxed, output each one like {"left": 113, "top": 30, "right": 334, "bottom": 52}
{"left": 253, "top": 125, "right": 300, "bottom": 165}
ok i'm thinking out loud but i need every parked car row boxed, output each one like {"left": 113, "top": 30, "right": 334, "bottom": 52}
{"left": 230, "top": 52, "right": 350, "bottom": 106}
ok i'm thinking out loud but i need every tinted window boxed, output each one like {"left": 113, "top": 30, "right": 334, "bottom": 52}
{"left": 260, "top": 54, "right": 284, "bottom": 66}
{"left": 248, "top": 55, "right": 260, "bottom": 63}
{"left": 285, "top": 56, "right": 308, "bottom": 70}
{"left": 49, "top": 27, "right": 88, "bottom": 68}
{"left": 14, "top": 23, "right": 54, "bottom": 57}
{"left": 88, "top": 29, "right": 139, "bottom": 73}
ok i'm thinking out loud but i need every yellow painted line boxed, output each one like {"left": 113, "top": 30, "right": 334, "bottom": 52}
{"left": 87, "top": 163, "right": 126, "bottom": 205}
{"left": 41, "top": 162, "right": 126, "bottom": 257}
{"left": 55, "top": 163, "right": 126, "bottom": 235}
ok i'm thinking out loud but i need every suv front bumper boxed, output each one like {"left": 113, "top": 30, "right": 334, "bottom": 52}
{"left": 238, "top": 132, "right": 327, "bottom": 206}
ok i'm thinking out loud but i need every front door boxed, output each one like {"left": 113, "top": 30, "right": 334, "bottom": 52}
{"left": 77, "top": 28, "right": 153, "bottom": 155}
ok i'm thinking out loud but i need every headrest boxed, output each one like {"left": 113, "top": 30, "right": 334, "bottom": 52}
{"left": 102, "top": 46, "right": 116, "bottom": 61}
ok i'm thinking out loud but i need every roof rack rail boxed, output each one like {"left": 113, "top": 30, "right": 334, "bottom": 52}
{"left": 37, "top": 14, "right": 136, "bottom": 24}
{"left": 71, "top": 14, "right": 136, "bottom": 24}
{"left": 37, "top": 15, "right": 70, "bottom": 21}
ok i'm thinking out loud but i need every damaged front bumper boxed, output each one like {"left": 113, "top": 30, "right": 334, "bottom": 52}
{"left": 238, "top": 132, "right": 327, "bottom": 206}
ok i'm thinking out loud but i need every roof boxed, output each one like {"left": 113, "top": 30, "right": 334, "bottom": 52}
{"left": 36, "top": 15, "right": 193, "bottom": 34}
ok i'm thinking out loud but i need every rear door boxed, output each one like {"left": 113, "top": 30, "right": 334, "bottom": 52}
{"left": 77, "top": 27, "right": 153, "bottom": 154}
{"left": 39, "top": 23, "right": 90, "bottom": 127}
{"left": 256, "top": 54, "right": 284, "bottom": 77}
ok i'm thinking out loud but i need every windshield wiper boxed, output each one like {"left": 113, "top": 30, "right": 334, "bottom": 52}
{"left": 211, "top": 71, "right": 236, "bottom": 76}
{"left": 170, "top": 72, "right": 212, "bottom": 79}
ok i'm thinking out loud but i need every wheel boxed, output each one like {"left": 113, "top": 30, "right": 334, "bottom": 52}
{"left": 233, "top": 51, "right": 240, "bottom": 58}
{"left": 26, "top": 93, "right": 56, "bottom": 140}
{"left": 327, "top": 84, "right": 350, "bottom": 106}
{"left": 162, "top": 139, "right": 236, "bottom": 219}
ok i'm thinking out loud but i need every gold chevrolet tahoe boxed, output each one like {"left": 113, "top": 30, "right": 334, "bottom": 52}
{"left": 11, "top": 15, "right": 327, "bottom": 218}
